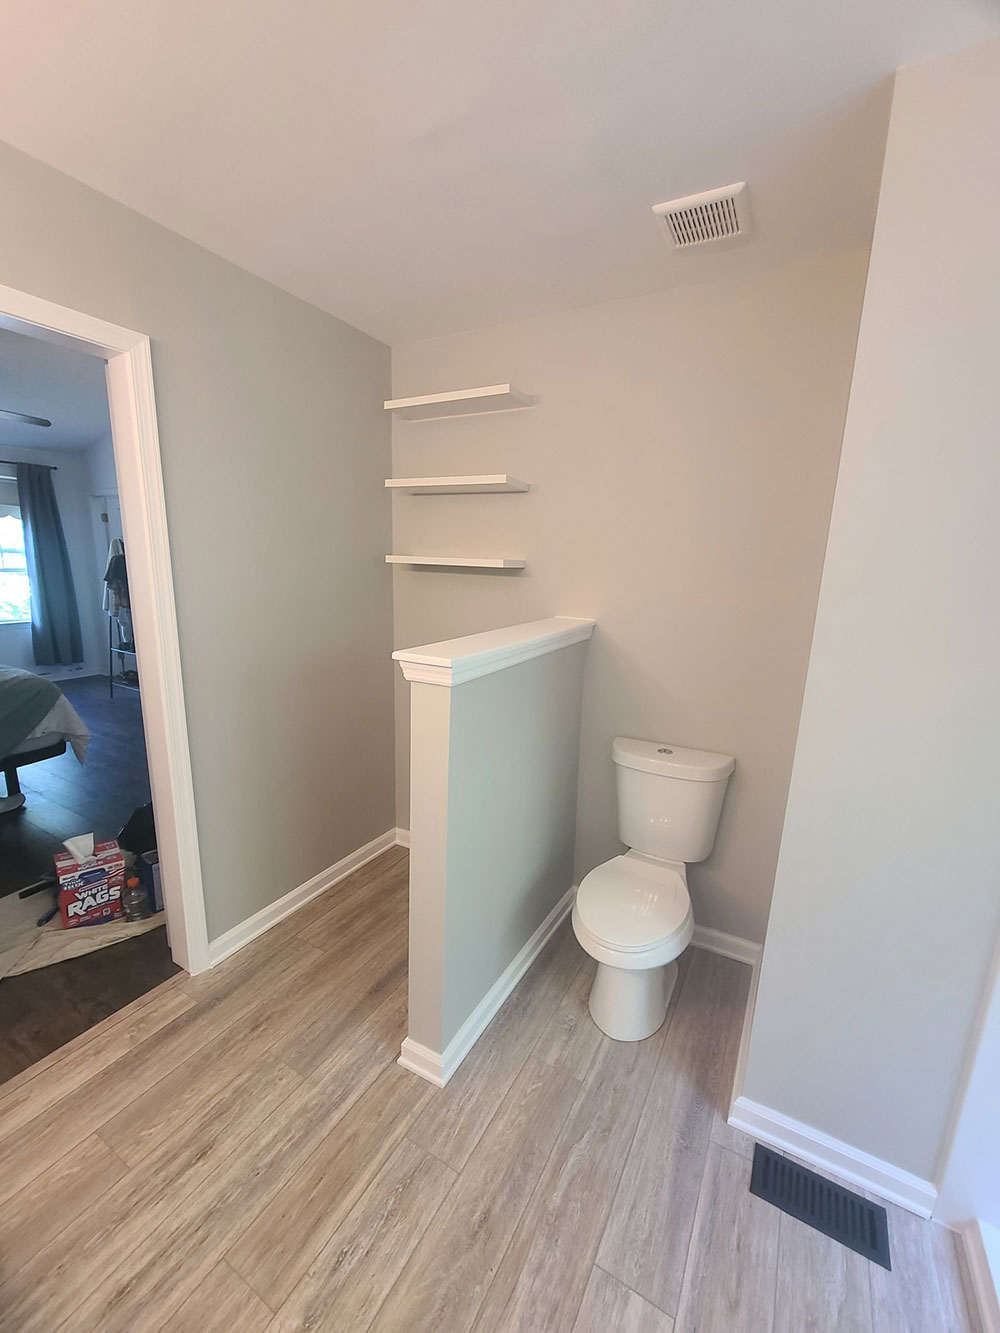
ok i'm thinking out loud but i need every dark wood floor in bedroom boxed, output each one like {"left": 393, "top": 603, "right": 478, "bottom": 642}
{"left": 0, "top": 673, "right": 152, "bottom": 897}
{"left": 0, "top": 674, "right": 177, "bottom": 1085}
{"left": 0, "top": 927, "right": 180, "bottom": 1084}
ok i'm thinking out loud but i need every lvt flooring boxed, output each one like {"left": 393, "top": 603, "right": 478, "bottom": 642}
{"left": 0, "top": 848, "right": 978, "bottom": 1331}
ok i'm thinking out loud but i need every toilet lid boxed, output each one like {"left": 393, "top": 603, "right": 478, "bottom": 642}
{"left": 576, "top": 856, "right": 691, "bottom": 952}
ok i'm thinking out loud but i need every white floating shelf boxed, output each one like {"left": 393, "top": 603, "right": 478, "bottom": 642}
{"left": 383, "top": 383, "right": 532, "bottom": 421}
{"left": 386, "top": 555, "right": 526, "bottom": 570}
{"left": 385, "top": 474, "right": 530, "bottom": 495}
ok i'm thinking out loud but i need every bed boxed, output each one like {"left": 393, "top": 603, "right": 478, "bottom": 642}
{"left": 0, "top": 668, "right": 90, "bottom": 815}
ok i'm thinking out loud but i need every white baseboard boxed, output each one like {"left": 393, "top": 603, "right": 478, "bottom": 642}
{"left": 729, "top": 950, "right": 760, "bottom": 1135}
{"left": 729, "top": 1095, "right": 937, "bottom": 1218}
{"left": 394, "top": 827, "right": 411, "bottom": 848}
{"left": 399, "top": 884, "right": 576, "bottom": 1088}
{"left": 397, "top": 1037, "right": 447, "bottom": 1087}
{"left": 959, "top": 1221, "right": 1000, "bottom": 1333}
{"left": 207, "top": 828, "right": 398, "bottom": 966}
{"left": 29, "top": 663, "right": 96, "bottom": 683}
{"left": 691, "top": 924, "right": 761, "bottom": 967}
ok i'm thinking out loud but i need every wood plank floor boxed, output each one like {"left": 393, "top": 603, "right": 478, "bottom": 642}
{"left": 0, "top": 674, "right": 151, "bottom": 897}
{"left": 0, "top": 848, "right": 978, "bottom": 1332}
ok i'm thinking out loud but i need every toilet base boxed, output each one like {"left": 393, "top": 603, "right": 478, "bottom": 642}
{"left": 588, "top": 959, "right": 679, "bottom": 1042}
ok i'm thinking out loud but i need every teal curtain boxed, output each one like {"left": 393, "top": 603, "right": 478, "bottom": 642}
{"left": 16, "top": 462, "right": 83, "bottom": 666}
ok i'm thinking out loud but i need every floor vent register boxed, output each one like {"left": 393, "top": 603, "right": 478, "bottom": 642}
{"left": 749, "top": 1143, "right": 892, "bottom": 1270}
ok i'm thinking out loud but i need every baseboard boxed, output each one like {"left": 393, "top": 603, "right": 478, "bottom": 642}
{"left": 399, "top": 884, "right": 576, "bottom": 1087}
{"left": 397, "top": 1037, "right": 446, "bottom": 1087}
{"left": 207, "top": 828, "right": 398, "bottom": 966}
{"left": 729, "top": 1095, "right": 937, "bottom": 1218}
{"left": 29, "top": 663, "right": 96, "bottom": 683}
{"left": 691, "top": 924, "right": 761, "bottom": 967}
{"left": 394, "top": 827, "right": 410, "bottom": 849}
{"left": 959, "top": 1221, "right": 1000, "bottom": 1333}
{"left": 729, "top": 946, "right": 760, "bottom": 1132}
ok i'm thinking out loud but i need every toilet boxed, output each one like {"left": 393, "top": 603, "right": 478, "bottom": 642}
{"left": 572, "top": 737, "right": 735, "bottom": 1041}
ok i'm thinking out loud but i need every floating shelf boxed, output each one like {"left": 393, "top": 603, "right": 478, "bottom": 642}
{"left": 386, "top": 555, "right": 526, "bottom": 570}
{"left": 383, "top": 383, "right": 532, "bottom": 421}
{"left": 385, "top": 474, "right": 529, "bottom": 495}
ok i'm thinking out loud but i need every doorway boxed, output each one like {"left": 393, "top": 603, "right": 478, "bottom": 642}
{"left": 0, "top": 283, "right": 208, "bottom": 1064}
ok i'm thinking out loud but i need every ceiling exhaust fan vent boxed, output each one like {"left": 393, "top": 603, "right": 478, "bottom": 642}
{"left": 652, "top": 182, "right": 751, "bottom": 250}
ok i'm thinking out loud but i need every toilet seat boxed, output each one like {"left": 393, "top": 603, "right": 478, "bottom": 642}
{"left": 573, "top": 855, "right": 693, "bottom": 970}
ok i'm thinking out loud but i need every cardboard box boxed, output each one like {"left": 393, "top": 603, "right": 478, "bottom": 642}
{"left": 53, "top": 840, "right": 125, "bottom": 890}
{"left": 59, "top": 874, "right": 124, "bottom": 927}
{"left": 139, "top": 850, "right": 162, "bottom": 913}
{"left": 55, "top": 840, "right": 126, "bottom": 928}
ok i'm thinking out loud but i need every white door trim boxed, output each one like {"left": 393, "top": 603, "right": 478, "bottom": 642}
{"left": 0, "top": 282, "right": 210, "bottom": 973}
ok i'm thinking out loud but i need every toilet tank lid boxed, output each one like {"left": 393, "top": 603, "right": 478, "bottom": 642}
{"left": 613, "top": 737, "right": 735, "bottom": 782}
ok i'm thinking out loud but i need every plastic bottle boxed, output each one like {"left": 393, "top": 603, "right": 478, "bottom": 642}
{"left": 122, "top": 875, "right": 151, "bottom": 921}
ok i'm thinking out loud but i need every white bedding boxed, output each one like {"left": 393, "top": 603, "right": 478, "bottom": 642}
{"left": 8, "top": 695, "right": 90, "bottom": 763}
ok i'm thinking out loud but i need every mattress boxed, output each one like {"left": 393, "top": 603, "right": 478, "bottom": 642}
{"left": 6, "top": 695, "right": 90, "bottom": 764}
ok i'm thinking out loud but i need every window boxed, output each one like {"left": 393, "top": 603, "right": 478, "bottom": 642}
{"left": 0, "top": 508, "right": 31, "bottom": 624}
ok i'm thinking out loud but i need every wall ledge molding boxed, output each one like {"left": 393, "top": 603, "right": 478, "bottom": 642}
{"left": 729, "top": 1095, "right": 938, "bottom": 1217}
{"left": 399, "top": 884, "right": 576, "bottom": 1087}
{"left": 393, "top": 617, "right": 595, "bottom": 687}
{"left": 959, "top": 1221, "right": 1000, "bottom": 1333}
{"left": 207, "top": 828, "right": 397, "bottom": 966}
{"left": 691, "top": 924, "right": 761, "bottom": 967}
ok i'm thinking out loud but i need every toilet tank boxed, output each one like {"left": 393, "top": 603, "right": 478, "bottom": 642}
{"left": 613, "top": 737, "right": 735, "bottom": 863}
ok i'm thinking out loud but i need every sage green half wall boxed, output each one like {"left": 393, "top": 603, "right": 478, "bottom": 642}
{"left": 0, "top": 139, "right": 395, "bottom": 941}
{"left": 404, "top": 643, "right": 587, "bottom": 1057}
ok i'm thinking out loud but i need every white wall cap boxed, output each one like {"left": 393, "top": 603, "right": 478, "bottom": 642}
{"left": 393, "top": 616, "right": 596, "bottom": 686}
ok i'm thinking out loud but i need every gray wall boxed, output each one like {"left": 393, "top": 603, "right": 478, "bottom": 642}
{"left": 938, "top": 939, "right": 1000, "bottom": 1228}
{"left": 0, "top": 139, "right": 395, "bottom": 940}
{"left": 404, "top": 641, "right": 586, "bottom": 1057}
{"left": 391, "top": 250, "right": 868, "bottom": 945}
{"left": 442, "top": 645, "right": 586, "bottom": 1045}
{"left": 86, "top": 433, "right": 117, "bottom": 495}
{"left": 742, "top": 40, "right": 1000, "bottom": 1183}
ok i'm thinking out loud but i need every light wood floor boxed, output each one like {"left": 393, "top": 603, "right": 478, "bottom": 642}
{"left": 0, "top": 848, "right": 979, "bottom": 1332}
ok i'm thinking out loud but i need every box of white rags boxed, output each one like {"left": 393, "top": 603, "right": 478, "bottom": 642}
{"left": 55, "top": 839, "right": 126, "bottom": 928}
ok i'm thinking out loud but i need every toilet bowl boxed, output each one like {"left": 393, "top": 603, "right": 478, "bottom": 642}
{"left": 572, "top": 737, "right": 734, "bottom": 1042}
{"left": 573, "top": 852, "right": 694, "bottom": 1040}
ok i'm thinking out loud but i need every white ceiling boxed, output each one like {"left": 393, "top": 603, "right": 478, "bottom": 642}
{"left": 0, "top": 1, "right": 996, "bottom": 344}
{"left": 0, "top": 329, "right": 110, "bottom": 451}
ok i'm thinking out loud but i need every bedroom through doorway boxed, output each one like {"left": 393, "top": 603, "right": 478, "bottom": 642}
{"left": 0, "top": 326, "right": 179, "bottom": 1083}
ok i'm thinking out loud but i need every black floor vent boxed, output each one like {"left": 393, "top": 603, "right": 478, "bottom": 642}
{"left": 750, "top": 1144, "right": 891, "bottom": 1270}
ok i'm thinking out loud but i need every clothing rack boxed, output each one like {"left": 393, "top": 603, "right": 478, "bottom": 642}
{"left": 108, "top": 618, "right": 139, "bottom": 698}
{"left": 103, "top": 531, "right": 139, "bottom": 698}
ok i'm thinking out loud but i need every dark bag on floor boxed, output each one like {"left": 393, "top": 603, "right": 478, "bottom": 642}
{"left": 118, "top": 802, "right": 156, "bottom": 854}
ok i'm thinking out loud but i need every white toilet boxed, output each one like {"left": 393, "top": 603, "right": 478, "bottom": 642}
{"left": 572, "top": 737, "right": 735, "bottom": 1042}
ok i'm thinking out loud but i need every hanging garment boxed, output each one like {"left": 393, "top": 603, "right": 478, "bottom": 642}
{"left": 103, "top": 541, "right": 133, "bottom": 650}
{"left": 102, "top": 538, "right": 124, "bottom": 615}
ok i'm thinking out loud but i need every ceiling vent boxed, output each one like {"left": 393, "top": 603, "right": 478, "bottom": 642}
{"left": 652, "top": 182, "right": 751, "bottom": 250}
